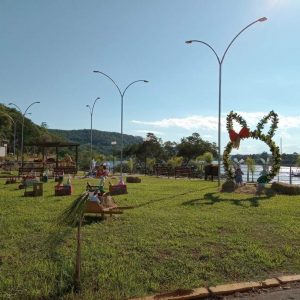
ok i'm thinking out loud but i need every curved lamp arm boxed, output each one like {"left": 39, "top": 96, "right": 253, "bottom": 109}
{"left": 8, "top": 102, "right": 22, "bottom": 113}
{"left": 185, "top": 17, "right": 267, "bottom": 65}
{"left": 122, "top": 80, "right": 149, "bottom": 97}
{"left": 86, "top": 104, "right": 92, "bottom": 115}
{"left": 185, "top": 40, "right": 221, "bottom": 64}
{"left": 86, "top": 97, "right": 100, "bottom": 115}
{"left": 24, "top": 101, "right": 40, "bottom": 117}
{"left": 93, "top": 71, "right": 122, "bottom": 97}
{"left": 221, "top": 17, "right": 267, "bottom": 63}
{"left": 91, "top": 97, "right": 101, "bottom": 115}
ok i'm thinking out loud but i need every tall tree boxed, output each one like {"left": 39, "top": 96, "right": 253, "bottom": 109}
{"left": 177, "top": 133, "right": 217, "bottom": 164}
{"left": 162, "top": 141, "right": 177, "bottom": 160}
{"left": 124, "top": 133, "right": 164, "bottom": 169}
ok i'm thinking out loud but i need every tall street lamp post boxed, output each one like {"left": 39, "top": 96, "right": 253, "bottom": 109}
{"left": 86, "top": 97, "right": 101, "bottom": 169}
{"left": 93, "top": 70, "right": 148, "bottom": 183}
{"left": 8, "top": 101, "right": 40, "bottom": 167}
{"left": 185, "top": 17, "right": 267, "bottom": 186}
{"left": 111, "top": 140, "right": 117, "bottom": 174}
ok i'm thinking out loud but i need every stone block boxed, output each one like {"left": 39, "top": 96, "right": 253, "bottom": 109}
{"left": 209, "top": 281, "right": 262, "bottom": 295}
{"left": 261, "top": 278, "right": 280, "bottom": 287}
{"left": 277, "top": 275, "right": 300, "bottom": 284}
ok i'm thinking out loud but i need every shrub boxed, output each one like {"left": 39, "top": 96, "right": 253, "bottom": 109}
{"left": 221, "top": 180, "right": 235, "bottom": 192}
{"left": 197, "top": 152, "right": 213, "bottom": 164}
{"left": 126, "top": 176, "right": 141, "bottom": 183}
{"left": 271, "top": 182, "right": 300, "bottom": 195}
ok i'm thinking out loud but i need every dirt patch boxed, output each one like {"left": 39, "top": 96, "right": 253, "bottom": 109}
{"left": 221, "top": 183, "right": 273, "bottom": 196}
{"left": 234, "top": 184, "right": 257, "bottom": 195}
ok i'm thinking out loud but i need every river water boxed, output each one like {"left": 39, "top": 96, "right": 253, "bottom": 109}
{"left": 222, "top": 165, "right": 300, "bottom": 185}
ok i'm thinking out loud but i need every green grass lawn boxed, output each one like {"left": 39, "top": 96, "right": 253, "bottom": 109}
{"left": 0, "top": 176, "right": 300, "bottom": 299}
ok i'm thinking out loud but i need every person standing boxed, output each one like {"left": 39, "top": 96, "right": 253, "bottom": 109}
{"left": 235, "top": 166, "right": 244, "bottom": 186}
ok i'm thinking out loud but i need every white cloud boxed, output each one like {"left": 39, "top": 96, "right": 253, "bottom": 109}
{"left": 132, "top": 112, "right": 300, "bottom": 133}
{"left": 279, "top": 115, "right": 300, "bottom": 129}
{"left": 203, "top": 134, "right": 213, "bottom": 139}
{"left": 133, "top": 129, "right": 165, "bottom": 135}
{"left": 132, "top": 116, "right": 219, "bottom": 130}
{"left": 277, "top": 129, "right": 292, "bottom": 139}
{"left": 130, "top": 112, "right": 300, "bottom": 154}
{"left": 237, "top": 112, "right": 300, "bottom": 129}
{"left": 234, "top": 112, "right": 265, "bottom": 127}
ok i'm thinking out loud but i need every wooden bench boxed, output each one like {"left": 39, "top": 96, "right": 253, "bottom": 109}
{"left": 53, "top": 166, "right": 78, "bottom": 176}
{"left": 19, "top": 167, "right": 44, "bottom": 176}
{"left": 174, "top": 167, "right": 192, "bottom": 179}
{"left": 155, "top": 166, "right": 171, "bottom": 178}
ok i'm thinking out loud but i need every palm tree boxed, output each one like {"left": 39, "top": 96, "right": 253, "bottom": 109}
{"left": 201, "top": 151, "right": 214, "bottom": 164}
{"left": 167, "top": 156, "right": 183, "bottom": 169}
{"left": 246, "top": 157, "right": 256, "bottom": 182}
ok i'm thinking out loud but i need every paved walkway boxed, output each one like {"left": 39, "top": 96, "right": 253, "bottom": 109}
{"left": 226, "top": 287, "right": 300, "bottom": 300}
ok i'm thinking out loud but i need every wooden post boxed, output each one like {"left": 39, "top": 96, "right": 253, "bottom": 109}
{"left": 290, "top": 166, "right": 292, "bottom": 185}
{"left": 55, "top": 147, "right": 58, "bottom": 168}
{"left": 74, "top": 216, "right": 82, "bottom": 292}
{"left": 75, "top": 145, "right": 78, "bottom": 172}
{"left": 42, "top": 146, "right": 45, "bottom": 171}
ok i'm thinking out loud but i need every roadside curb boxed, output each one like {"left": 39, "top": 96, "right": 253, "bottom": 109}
{"left": 129, "top": 274, "right": 300, "bottom": 300}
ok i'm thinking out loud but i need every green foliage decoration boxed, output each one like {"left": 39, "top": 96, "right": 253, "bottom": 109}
{"left": 58, "top": 192, "right": 89, "bottom": 226}
{"left": 223, "top": 110, "right": 281, "bottom": 183}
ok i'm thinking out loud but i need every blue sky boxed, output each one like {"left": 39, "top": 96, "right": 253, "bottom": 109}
{"left": 0, "top": 0, "right": 300, "bottom": 154}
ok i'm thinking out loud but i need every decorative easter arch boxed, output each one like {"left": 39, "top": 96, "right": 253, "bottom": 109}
{"left": 223, "top": 110, "right": 281, "bottom": 183}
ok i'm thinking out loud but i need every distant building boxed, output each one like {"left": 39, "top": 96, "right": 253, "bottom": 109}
{"left": 0, "top": 139, "right": 8, "bottom": 158}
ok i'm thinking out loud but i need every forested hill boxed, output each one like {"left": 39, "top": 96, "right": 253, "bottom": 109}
{"left": 49, "top": 129, "right": 143, "bottom": 155}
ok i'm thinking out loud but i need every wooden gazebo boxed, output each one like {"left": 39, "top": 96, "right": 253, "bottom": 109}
{"left": 20, "top": 141, "right": 79, "bottom": 176}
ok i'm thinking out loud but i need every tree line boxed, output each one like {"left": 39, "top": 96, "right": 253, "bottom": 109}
{"left": 1, "top": 103, "right": 299, "bottom": 171}
{"left": 120, "top": 132, "right": 217, "bottom": 173}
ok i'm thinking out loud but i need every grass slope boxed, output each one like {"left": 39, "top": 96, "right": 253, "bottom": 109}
{"left": 0, "top": 177, "right": 300, "bottom": 299}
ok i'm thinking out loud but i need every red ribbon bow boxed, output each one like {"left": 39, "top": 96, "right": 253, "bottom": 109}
{"left": 229, "top": 127, "right": 250, "bottom": 149}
